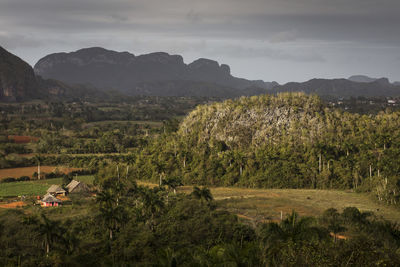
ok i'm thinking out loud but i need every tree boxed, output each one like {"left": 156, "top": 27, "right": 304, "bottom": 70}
{"left": 162, "top": 176, "right": 183, "bottom": 195}
{"left": 24, "top": 214, "right": 64, "bottom": 256}
{"left": 96, "top": 189, "right": 126, "bottom": 240}
{"left": 259, "top": 211, "right": 329, "bottom": 265}
{"left": 191, "top": 187, "right": 213, "bottom": 203}
{"left": 322, "top": 208, "right": 346, "bottom": 243}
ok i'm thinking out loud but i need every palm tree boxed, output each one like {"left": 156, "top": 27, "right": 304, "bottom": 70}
{"left": 140, "top": 189, "right": 165, "bottom": 230}
{"left": 96, "top": 189, "right": 125, "bottom": 240}
{"left": 260, "top": 211, "right": 329, "bottom": 265}
{"left": 31, "top": 214, "right": 63, "bottom": 256}
{"left": 34, "top": 154, "right": 42, "bottom": 180}
{"left": 162, "top": 176, "right": 183, "bottom": 195}
{"left": 191, "top": 187, "right": 213, "bottom": 203}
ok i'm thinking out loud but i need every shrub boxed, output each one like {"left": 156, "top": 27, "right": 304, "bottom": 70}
{"left": 17, "top": 176, "right": 30, "bottom": 181}
{"left": 1, "top": 177, "right": 16, "bottom": 183}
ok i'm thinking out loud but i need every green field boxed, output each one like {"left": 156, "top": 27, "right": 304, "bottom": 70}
{"left": 0, "top": 176, "right": 94, "bottom": 197}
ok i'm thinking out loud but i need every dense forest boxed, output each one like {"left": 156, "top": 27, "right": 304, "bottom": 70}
{"left": 1, "top": 169, "right": 400, "bottom": 266}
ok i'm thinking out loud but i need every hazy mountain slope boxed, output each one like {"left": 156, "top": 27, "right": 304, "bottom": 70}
{"left": 34, "top": 47, "right": 276, "bottom": 97}
{"left": 348, "top": 75, "right": 378, "bottom": 83}
{"left": 0, "top": 46, "right": 40, "bottom": 101}
{"left": 270, "top": 78, "right": 400, "bottom": 98}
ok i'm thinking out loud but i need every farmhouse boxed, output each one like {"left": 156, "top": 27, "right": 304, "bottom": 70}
{"left": 41, "top": 193, "right": 62, "bottom": 207}
{"left": 47, "top": 185, "right": 67, "bottom": 196}
{"left": 66, "top": 180, "right": 89, "bottom": 193}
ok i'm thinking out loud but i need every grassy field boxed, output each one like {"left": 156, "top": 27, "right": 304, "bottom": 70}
{"left": 2, "top": 178, "right": 400, "bottom": 224}
{"left": 0, "top": 176, "right": 94, "bottom": 197}
{"left": 137, "top": 181, "right": 400, "bottom": 223}
{"left": 0, "top": 166, "right": 81, "bottom": 180}
{"left": 212, "top": 188, "right": 400, "bottom": 223}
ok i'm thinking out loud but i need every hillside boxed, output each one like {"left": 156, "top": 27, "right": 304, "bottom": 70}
{"left": 179, "top": 92, "right": 326, "bottom": 148}
{"left": 271, "top": 78, "right": 400, "bottom": 98}
{"left": 34, "top": 47, "right": 277, "bottom": 97}
{"left": 133, "top": 93, "right": 400, "bottom": 204}
{"left": 0, "top": 46, "right": 39, "bottom": 101}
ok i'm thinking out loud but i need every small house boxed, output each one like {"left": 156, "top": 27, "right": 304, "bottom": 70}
{"left": 66, "top": 180, "right": 89, "bottom": 194}
{"left": 41, "top": 193, "right": 62, "bottom": 207}
{"left": 47, "top": 185, "right": 67, "bottom": 196}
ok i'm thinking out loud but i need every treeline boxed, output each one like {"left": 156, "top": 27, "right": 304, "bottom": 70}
{"left": 0, "top": 153, "right": 134, "bottom": 169}
{"left": 1, "top": 170, "right": 399, "bottom": 266}
{"left": 130, "top": 93, "right": 400, "bottom": 205}
{"left": 0, "top": 96, "right": 217, "bottom": 134}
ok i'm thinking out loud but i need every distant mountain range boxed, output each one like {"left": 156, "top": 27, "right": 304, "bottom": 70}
{"left": 271, "top": 77, "right": 400, "bottom": 98}
{"left": 34, "top": 47, "right": 277, "bottom": 97}
{"left": 0, "top": 45, "right": 112, "bottom": 101}
{"left": 1, "top": 45, "right": 400, "bottom": 101}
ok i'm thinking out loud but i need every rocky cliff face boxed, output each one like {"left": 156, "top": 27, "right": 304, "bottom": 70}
{"left": 0, "top": 46, "right": 39, "bottom": 101}
{"left": 178, "top": 92, "right": 327, "bottom": 148}
{"left": 34, "top": 47, "right": 276, "bottom": 97}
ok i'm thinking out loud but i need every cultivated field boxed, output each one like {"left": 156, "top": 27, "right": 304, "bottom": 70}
{"left": 0, "top": 166, "right": 81, "bottom": 180}
{"left": 0, "top": 176, "right": 94, "bottom": 197}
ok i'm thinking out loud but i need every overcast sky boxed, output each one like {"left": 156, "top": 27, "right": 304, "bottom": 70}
{"left": 1, "top": 0, "right": 399, "bottom": 83}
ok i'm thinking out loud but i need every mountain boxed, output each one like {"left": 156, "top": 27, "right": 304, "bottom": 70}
{"left": 0, "top": 46, "right": 113, "bottom": 102}
{"left": 0, "top": 46, "right": 40, "bottom": 101}
{"left": 348, "top": 75, "right": 379, "bottom": 83}
{"left": 34, "top": 47, "right": 277, "bottom": 97}
{"left": 394, "top": 82, "right": 400, "bottom": 86}
{"left": 270, "top": 78, "right": 400, "bottom": 98}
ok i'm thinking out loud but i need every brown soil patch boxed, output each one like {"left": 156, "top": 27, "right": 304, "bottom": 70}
{"left": 0, "top": 166, "right": 81, "bottom": 180}
{"left": 0, "top": 201, "right": 27, "bottom": 208}
{"left": 8, "top": 135, "right": 39, "bottom": 144}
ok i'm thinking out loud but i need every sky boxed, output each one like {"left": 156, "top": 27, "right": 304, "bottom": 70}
{"left": 0, "top": 0, "right": 399, "bottom": 84}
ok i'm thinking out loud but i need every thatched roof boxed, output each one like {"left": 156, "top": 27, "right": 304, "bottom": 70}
{"left": 42, "top": 193, "right": 61, "bottom": 203}
{"left": 47, "top": 185, "right": 66, "bottom": 194}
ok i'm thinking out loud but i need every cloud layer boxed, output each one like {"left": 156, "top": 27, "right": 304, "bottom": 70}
{"left": 1, "top": 0, "right": 399, "bottom": 83}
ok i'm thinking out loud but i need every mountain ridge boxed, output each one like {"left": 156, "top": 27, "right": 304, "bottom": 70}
{"left": 34, "top": 47, "right": 277, "bottom": 97}
{"left": 271, "top": 78, "right": 400, "bottom": 98}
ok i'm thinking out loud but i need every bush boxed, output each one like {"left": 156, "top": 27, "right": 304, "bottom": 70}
{"left": 1, "top": 177, "right": 16, "bottom": 183}
{"left": 17, "top": 176, "right": 30, "bottom": 181}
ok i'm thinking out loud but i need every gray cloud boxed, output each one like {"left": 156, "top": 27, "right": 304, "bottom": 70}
{"left": 0, "top": 32, "right": 43, "bottom": 49}
{"left": 0, "top": 0, "right": 399, "bottom": 83}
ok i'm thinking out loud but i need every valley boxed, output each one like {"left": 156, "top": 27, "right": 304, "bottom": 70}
{"left": 1, "top": 45, "right": 400, "bottom": 266}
